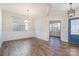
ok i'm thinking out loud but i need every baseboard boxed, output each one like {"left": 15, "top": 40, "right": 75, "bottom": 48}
{"left": 49, "top": 36, "right": 60, "bottom": 38}
{"left": 62, "top": 41, "right": 79, "bottom": 46}
{"left": 68, "top": 42, "right": 79, "bottom": 45}
{"left": 3, "top": 36, "right": 34, "bottom": 42}
{"left": 62, "top": 41, "right": 68, "bottom": 44}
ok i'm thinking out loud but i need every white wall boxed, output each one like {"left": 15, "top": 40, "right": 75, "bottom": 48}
{"left": 61, "top": 14, "right": 68, "bottom": 42}
{"left": 0, "top": 8, "right": 2, "bottom": 47}
{"left": 2, "top": 10, "right": 34, "bottom": 41}
{"left": 1, "top": 7, "right": 79, "bottom": 47}
{"left": 49, "top": 32, "right": 60, "bottom": 37}
{"left": 34, "top": 11, "right": 69, "bottom": 42}
{"left": 49, "top": 12, "right": 68, "bottom": 42}
{"left": 2, "top": 9, "right": 69, "bottom": 44}
{"left": 34, "top": 16, "right": 49, "bottom": 41}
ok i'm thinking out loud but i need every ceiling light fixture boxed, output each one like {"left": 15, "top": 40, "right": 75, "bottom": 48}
{"left": 67, "top": 3, "right": 75, "bottom": 17}
{"left": 24, "top": 9, "right": 31, "bottom": 30}
{"left": 25, "top": 9, "right": 31, "bottom": 22}
{"left": 26, "top": 9, "right": 30, "bottom": 19}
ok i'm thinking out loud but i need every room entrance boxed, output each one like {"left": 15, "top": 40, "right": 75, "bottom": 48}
{"left": 49, "top": 21, "right": 61, "bottom": 50}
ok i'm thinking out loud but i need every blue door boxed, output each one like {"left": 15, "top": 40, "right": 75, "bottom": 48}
{"left": 68, "top": 17, "right": 79, "bottom": 44}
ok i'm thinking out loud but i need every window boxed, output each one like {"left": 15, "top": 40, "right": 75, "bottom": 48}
{"left": 50, "top": 22, "right": 60, "bottom": 32}
{"left": 71, "top": 19, "right": 79, "bottom": 35}
{"left": 13, "top": 17, "right": 29, "bottom": 31}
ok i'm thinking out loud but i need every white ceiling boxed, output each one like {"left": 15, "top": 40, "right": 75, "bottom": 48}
{"left": 0, "top": 3, "right": 79, "bottom": 17}
{"left": 50, "top": 3, "right": 79, "bottom": 11}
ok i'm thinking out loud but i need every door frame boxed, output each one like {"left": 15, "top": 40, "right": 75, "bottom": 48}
{"left": 68, "top": 17, "right": 79, "bottom": 44}
{"left": 49, "top": 20, "right": 61, "bottom": 40}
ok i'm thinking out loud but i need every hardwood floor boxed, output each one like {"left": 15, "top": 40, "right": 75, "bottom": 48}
{"left": 49, "top": 37, "right": 79, "bottom": 56}
{"left": 0, "top": 37, "right": 79, "bottom": 56}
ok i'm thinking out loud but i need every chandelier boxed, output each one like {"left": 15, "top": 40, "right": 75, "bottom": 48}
{"left": 26, "top": 9, "right": 30, "bottom": 20}
{"left": 24, "top": 9, "right": 31, "bottom": 30}
{"left": 67, "top": 3, "right": 75, "bottom": 17}
{"left": 25, "top": 9, "right": 31, "bottom": 23}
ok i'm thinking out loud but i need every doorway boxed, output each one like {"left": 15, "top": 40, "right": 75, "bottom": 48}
{"left": 68, "top": 17, "right": 79, "bottom": 44}
{"left": 49, "top": 21, "right": 61, "bottom": 50}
